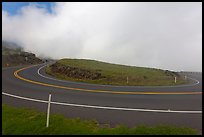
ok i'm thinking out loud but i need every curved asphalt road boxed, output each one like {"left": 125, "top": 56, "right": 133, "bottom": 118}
{"left": 2, "top": 63, "right": 202, "bottom": 132}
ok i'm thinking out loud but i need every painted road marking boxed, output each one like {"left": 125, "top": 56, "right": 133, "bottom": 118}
{"left": 14, "top": 65, "right": 202, "bottom": 95}
{"left": 2, "top": 92, "right": 202, "bottom": 114}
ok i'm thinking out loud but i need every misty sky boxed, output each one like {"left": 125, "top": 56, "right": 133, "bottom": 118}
{"left": 2, "top": 2, "right": 202, "bottom": 72}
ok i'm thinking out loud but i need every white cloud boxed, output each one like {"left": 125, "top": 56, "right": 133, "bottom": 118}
{"left": 2, "top": 2, "right": 202, "bottom": 71}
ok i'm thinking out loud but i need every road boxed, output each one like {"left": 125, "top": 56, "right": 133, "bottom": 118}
{"left": 2, "top": 63, "right": 202, "bottom": 132}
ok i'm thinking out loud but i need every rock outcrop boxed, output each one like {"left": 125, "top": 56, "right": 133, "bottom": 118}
{"left": 49, "top": 63, "right": 105, "bottom": 80}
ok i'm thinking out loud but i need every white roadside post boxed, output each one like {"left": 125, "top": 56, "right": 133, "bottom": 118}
{"left": 184, "top": 75, "right": 187, "bottom": 80}
{"left": 46, "top": 93, "right": 52, "bottom": 128}
{"left": 174, "top": 77, "right": 177, "bottom": 83}
{"left": 127, "top": 76, "right": 129, "bottom": 84}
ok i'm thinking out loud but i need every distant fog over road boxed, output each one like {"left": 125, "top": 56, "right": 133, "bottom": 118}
{"left": 2, "top": 2, "right": 202, "bottom": 72}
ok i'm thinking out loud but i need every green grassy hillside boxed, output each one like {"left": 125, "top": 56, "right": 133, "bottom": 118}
{"left": 2, "top": 104, "right": 198, "bottom": 135}
{"left": 45, "top": 58, "right": 187, "bottom": 86}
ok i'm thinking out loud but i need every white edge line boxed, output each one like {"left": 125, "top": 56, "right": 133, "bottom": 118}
{"left": 2, "top": 92, "right": 202, "bottom": 114}
{"left": 37, "top": 64, "right": 200, "bottom": 88}
{"left": 2, "top": 92, "right": 48, "bottom": 103}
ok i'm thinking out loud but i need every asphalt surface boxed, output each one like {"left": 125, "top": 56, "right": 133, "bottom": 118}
{"left": 2, "top": 63, "right": 202, "bottom": 132}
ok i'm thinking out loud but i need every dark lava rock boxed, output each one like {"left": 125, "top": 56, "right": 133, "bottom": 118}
{"left": 50, "top": 63, "right": 105, "bottom": 80}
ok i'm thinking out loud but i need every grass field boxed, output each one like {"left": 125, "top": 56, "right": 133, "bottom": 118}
{"left": 45, "top": 58, "right": 187, "bottom": 86}
{"left": 2, "top": 104, "right": 198, "bottom": 135}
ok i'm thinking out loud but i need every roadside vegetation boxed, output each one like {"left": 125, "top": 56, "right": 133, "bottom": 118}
{"left": 2, "top": 104, "right": 198, "bottom": 135}
{"left": 45, "top": 58, "right": 187, "bottom": 86}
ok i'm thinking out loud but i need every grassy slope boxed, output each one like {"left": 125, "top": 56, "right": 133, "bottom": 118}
{"left": 45, "top": 58, "right": 187, "bottom": 86}
{"left": 2, "top": 104, "right": 198, "bottom": 135}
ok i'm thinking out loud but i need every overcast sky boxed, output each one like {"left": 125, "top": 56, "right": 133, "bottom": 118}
{"left": 2, "top": 2, "right": 202, "bottom": 72}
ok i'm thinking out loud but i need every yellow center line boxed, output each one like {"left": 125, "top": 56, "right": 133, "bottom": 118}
{"left": 13, "top": 65, "right": 202, "bottom": 95}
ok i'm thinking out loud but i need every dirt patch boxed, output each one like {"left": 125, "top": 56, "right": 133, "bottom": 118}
{"left": 49, "top": 63, "right": 105, "bottom": 80}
